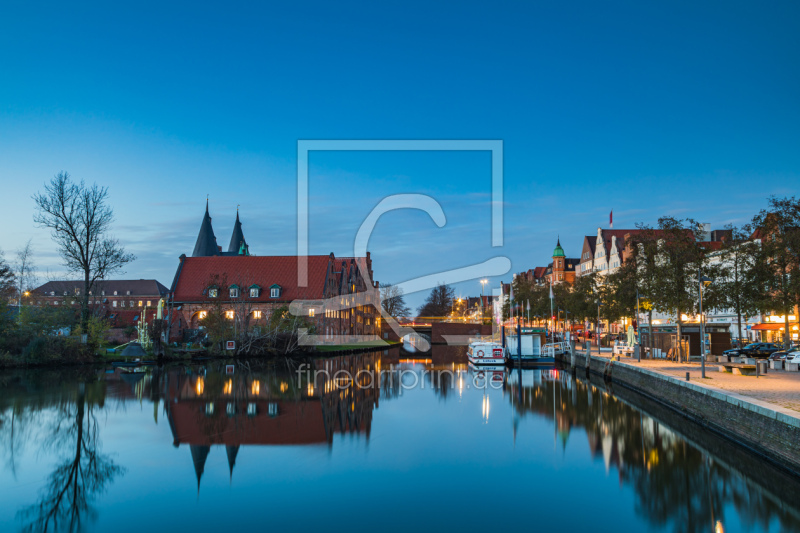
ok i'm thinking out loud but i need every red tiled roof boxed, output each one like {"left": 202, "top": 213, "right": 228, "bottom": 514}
{"left": 533, "top": 266, "right": 547, "bottom": 279}
{"left": 172, "top": 255, "right": 334, "bottom": 302}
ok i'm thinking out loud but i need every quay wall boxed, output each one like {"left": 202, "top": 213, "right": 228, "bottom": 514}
{"left": 559, "top": 350, "right": 800, "bottom": 478}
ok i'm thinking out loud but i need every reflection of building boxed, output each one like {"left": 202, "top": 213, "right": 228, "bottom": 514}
{"left": 169, "top": 203, "right": 381, "bottom": 340}
{"left": 163, "top": 354, "right": 380, "bottom": 489}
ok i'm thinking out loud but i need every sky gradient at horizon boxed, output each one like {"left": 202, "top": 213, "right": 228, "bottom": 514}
{"left": 1, "top": 1, "right": 799, "bottom": 308}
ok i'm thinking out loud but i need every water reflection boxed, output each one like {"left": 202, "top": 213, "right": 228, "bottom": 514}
{"left": 1, "top": 351, "right": 800, "bottom": 533}
{"left": 506, "top": 367, "right": 800, "bottom": 533}
{"left": 0, "top": 371, "right": 124, "bottom": 532}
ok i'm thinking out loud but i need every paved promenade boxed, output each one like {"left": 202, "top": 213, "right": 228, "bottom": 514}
{"left": 590, "top": 349, "right": 800, "bottom": 415}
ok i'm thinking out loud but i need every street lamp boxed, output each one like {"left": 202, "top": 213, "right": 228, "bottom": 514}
{"left": 480, "top": 279, "right": 488, "bottom": 324}
{"left": 699, "top": 274, "right": 713, "bottom": 378}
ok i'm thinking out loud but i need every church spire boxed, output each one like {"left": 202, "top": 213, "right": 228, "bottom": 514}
{"left": 192, "top": 200, "right": 219, "bottom": 257}
{"left": 228, "top": 208, "right": 248, "bottom": 254}
{"left": 226, "top": 445, "right": 240, "bottom": 482}
{"left": 190, "top": 445, "right": 211, "bottom": 493}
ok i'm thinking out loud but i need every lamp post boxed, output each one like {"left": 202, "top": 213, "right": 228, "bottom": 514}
{"left": 699, "top": 274, "right": 713, "bottom": 378}
{"left": 480, "top": 279, "right": 488, "bottom": 324}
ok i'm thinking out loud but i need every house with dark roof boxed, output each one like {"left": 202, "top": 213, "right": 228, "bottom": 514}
{"left": 31, "top": 279, "right": 168, "bottom": 314}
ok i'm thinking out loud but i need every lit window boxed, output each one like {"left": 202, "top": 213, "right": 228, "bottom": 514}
{"left": 308, "top": 308, "right": 315, "bottom": 317}
{"left": 138, "top": 300, "right": 143, "bottom": 307}
{"left": 253, "top": 310, "right": 262, "bottom": 319}
{"left": 208, "top": 288, "right": 218, "bottom": 298}
{"left": 147, "top": 300, "right": 151, "bottom": 306}
{"left": 199, "top": 311, "right": 207, "bottom": 319}
{"left": 225, "top": 310, "right": 234, "bottom": 319}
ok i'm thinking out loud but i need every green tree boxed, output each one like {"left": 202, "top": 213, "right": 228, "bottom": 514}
{"left": 715, "top": 224, "right": 762, "bottom": 343}
{"left": 636, "top": 217, "right": 713, "bottom": 360}
{"left": 751, "top": 196, "right": 800, "bottom": 348}
{"left": 417, "top": 283, "right": 454, "bottom": 318}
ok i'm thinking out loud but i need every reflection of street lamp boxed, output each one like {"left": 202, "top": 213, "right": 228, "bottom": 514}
{"left": 699, "top": 274, "right": 713, "bottom": 378}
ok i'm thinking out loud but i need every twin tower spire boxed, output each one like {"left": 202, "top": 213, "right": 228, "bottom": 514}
{"left": 191, "top": 200, "right": 250, "bottom": 257}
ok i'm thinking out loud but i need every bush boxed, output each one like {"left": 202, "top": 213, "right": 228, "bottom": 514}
{"left": 21, "top": 336, "right": 91, "bottom": 364}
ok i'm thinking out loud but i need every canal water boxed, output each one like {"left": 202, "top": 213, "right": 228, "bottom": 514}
{"left": 1, "top": 346, "right": 799, "bottom": 533}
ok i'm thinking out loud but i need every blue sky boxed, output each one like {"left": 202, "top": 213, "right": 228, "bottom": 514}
{"left": 1, "top": 1, "right": 799, "bottom": 309}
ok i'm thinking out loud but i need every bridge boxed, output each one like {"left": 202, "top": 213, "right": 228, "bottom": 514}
{"left": 385, "top": 317, "right": 492, "bottom": 347}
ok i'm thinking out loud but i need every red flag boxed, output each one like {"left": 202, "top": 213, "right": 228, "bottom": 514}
{"left": 610, "top": 210, "right": 613, "bottom": 228}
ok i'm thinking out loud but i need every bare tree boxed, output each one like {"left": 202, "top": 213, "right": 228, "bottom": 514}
{"left": 14, "top": 239, "right": 37, "bottom": 303}
{"left": 380, "top": 283, "right": 410, "bottom": 318}
{"left": 33, "top": 172, "right": 135, "bottom": 329}
{"left": 0, "top": 249, "right": 15, "bottom": 302}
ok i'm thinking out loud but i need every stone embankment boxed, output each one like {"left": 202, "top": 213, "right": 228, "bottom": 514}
{"left": 558, "top": 348, "right": 800, "bottom": 478}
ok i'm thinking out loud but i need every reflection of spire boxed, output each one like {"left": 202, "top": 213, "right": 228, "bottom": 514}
{"left": 190, "top": 445, "right": 211, "bottom": 493}
{"left": 226, "top": 445, "right": 240, "bottom": 483}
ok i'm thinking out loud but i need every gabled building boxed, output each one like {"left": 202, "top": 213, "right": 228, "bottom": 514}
{"left": 170, "top": 204, "right": 381, "bottom": 342}
{"left": 516, "top": 239, "right": 579, "bottom": 286}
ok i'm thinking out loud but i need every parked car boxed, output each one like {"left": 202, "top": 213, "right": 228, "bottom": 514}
{"left": 769, "top": 345, "right": 800, "bottom": 361}
{"left": 722, "top": 342, "right": 782, "bottom": 359}
{"left": 785, "top": 351, "right": 800, "bottom": 364}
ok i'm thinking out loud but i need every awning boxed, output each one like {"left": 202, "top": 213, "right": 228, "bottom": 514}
{"left": 751, "top": 322, "right": 798, "bottom": 331}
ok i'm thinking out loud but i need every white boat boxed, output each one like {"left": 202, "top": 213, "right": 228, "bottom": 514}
{"left": 468, "top": 340, "right": 507, "bottom": 365}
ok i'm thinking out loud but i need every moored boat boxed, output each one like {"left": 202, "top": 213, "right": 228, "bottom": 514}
{"left": 467, "top": 340, "right": 507, "bottom": 365}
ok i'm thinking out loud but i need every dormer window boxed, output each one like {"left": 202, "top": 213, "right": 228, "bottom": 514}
{"left": 269, "top": 284, "right": 281, "bottom": 298}
{"left": 229, "top": 285, "right": 239, "bottom": 298}
{"left": 208, "top": 287, "right": 219, "bottom": 298}
{"left": 249, "top": 285, "right": 261, "bottom": 298}
{"left": 113, "top": 290, "right": 118, "bottom": 296}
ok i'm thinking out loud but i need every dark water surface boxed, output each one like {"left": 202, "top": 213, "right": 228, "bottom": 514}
{"left": 1, "top": 347, "right": 799, "bottom": 533}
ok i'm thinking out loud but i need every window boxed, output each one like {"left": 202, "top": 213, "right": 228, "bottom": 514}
{"left": 112, "top": 301, "right": 117, "bottom": 308}
{"left": 208, "top": 288, "right": 218, "bottom": 298}
{"left": 268, "top": 403, "right": 279, "bottom": 417}
{"left": 247, "top": 403, "right": 257, "bottom": 416}
{"left": 308, "top": 308, "right": 315, "bottom": 317}
{"left": 230, "top": 287, "right": 239, "bottom": 298}
{"left": 126, "top": 290, "right": 130, "bottom": 295}
{"left": 138, "top": 300, "right": 143, "bottom": 307}
{"left": 113, "top": 291, "right": 118, "bottom": 296}
{"left": 130, "top": 301, "right": 134, "bottom": 307}
{"left": 270, "top": 287, "right": 280, "bottom": 298}
{"left": 205, "top": 403, "right": 215, "bottom": 416}
{"left": 121, "top": 300, "right": 126, "bottom": 308}
{"left": 101, "top": 290, "right": 105, "bottom": 296}
{"left": 253, "top": 310, "right": 262, "bottom": 319}
{"left": 225, "top": 310, "right": 234, "bottom": 319}
{"left": 250, "top": 287, "right": 260, "bottom": 297}
{"left": 146, "top": 300, "right": 151, "bottom": 306}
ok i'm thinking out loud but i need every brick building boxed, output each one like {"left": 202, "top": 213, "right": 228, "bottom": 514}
{"left": 516, "top": 239, "right": 579, "bottom": 286}
{"left": 168, "top": 203, "right": 381, "bottom": 342}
